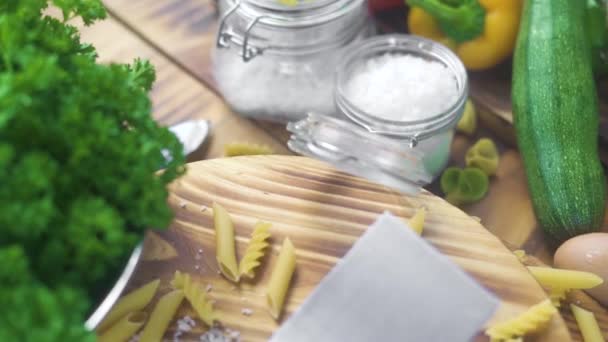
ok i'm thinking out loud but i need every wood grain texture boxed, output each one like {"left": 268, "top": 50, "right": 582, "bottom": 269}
{"left": 126, "top": 156, "right": 570, "bottom": 341}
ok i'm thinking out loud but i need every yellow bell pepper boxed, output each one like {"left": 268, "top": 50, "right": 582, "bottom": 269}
{"left": 407, "top": 0, "right": 523, "bottom": 70}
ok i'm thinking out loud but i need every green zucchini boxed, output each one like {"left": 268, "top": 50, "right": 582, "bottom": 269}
{"left": 513, "top": 0, "right": 606, "bottom": 243}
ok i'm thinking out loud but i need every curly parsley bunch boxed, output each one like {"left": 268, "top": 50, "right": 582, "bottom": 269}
{"left": 0, "top": 1, "right": 185, "bottom": 340}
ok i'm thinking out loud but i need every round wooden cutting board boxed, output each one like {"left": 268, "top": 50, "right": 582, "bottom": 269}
{"left": 129, "top": 156, "right": 570, "bottom": 341}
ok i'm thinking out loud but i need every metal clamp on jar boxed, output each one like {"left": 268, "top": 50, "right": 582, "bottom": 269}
{"left": 212, "top": 0, "right": 372, "bottom": 123}
{"left": 288, "top": 35, "right": 469, "bottom": 193}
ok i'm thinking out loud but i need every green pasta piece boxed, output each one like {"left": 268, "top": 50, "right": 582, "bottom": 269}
{"left": 440, "top": 167, "right": 489, "bottom": 205}
{"left": 465, "top": 138, "right": 500, "bottom": 176}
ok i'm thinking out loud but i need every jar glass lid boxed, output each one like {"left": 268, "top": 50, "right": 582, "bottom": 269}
{"left": 287, "top": 113, "right": 433, "bottom": 194}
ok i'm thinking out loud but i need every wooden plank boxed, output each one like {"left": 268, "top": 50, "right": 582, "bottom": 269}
{"left": 102, "top": 0, "right": 219, "bottom": 89}
{"left": 77, "top": 13, "right": 291, "bottom": 158}
{"left": 124, "top": 156, "right": 570, "bottom": 341}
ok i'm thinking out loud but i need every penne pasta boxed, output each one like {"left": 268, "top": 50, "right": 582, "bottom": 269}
{"left": 171, "top": 270, "right": 215, "bottom": 326}
{"left": 408, "top": 208, "right": 427, "bottom": 235}
{"left": 97, "top": 279, "right": 160, "bottom": 332}
{"left": 213, "top": 202, "right": 240, "bottom": 282}
{"left": 239, "top": 221, "right": 272, "bottom": 278}
{"left": 98, "top": 311, "right": 147, "bottom": 342}
{"left": 571, "top": 304, "right": 605, "bottom": 342}
{"left": 486, "top": 299, "right": 557, "bottom": 341}
{"left": 527, "top": 266, "right": 603, "bottom": 290}
{"left": 266, "top": 238, "right": 297, "bottom": 320}
{"left": 139, "top": 290, "right": 185, "bottom": 342}
{"left": 224, "top": 142, "right": 274, "bottom": 157}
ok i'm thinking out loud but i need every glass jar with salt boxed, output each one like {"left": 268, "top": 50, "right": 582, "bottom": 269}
{"left": 288, "top": 35, "right": 468, "bottom": 193}
{"left": 212, "top": 0, "right": 372, "bottom": 123}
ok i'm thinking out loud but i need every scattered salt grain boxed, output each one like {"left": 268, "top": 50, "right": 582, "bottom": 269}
{"left": 200, "top": 328, "right": 228, "bottom": 342}
{"left": 345, "top": 54, "right": 458, "bottom": 122}
{"left": 241, "top": 308, "right": 254, "bottom": 316}
{"left": 206, "top": 284, "right": 213, "bottom": 292}
{"left": 200, "top": 205, "right": 208, "bottom": 212}
{"left": 216, "top": 270, "right": 222, "bottom": 275}
{"left": 179, "top": 201, "right": 187, "bottom": 209}
{"left": 195, "top": 265, "right": 200, "bottom": 270}
{"left": 198, "top": 248, "right": 204, "bottom": 254}
{"left": 229, "top": 330, "right": 241, "bottom": 340}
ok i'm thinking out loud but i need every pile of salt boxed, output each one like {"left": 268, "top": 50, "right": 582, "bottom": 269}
{"left": 345, "top": 54, "right": 459, "bottom": 121}
{"left": 342, "top": 54, "right": 460, "bottom": 176}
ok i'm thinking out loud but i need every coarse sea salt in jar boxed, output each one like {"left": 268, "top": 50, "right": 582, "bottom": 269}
{"left": 288, "top": 35, "right": 468, "bottom": 193}
{"left": 212, "top": 0, "right": 372, "bottom": 123}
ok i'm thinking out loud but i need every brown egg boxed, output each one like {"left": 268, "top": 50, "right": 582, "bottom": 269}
{"left": 554, "top": 233, "right": 608, "bottom": 306}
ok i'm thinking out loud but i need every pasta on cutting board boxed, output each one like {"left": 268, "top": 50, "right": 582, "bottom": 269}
{"left": 527, "top": 267, "right": 603, "bottom": 290}
{"left": 485, "top": 299, "right": 557, "bottom": 341}
{"left": 408, "top": 207, "right": 427, "bottom": 235}
{"left": 570, "top": 304, "right": 605, "bottom": 342}
{"left": 171, "top": 270, "right": 215, "bottom": 326}
{"left": 239, "top": 221, "right": 272, "bottom": 278}
{"left": 266, "top": 238, "right": 297, "bottom": 320}
{"left": 213, "top": 202, "right": 240, "bottom": 282}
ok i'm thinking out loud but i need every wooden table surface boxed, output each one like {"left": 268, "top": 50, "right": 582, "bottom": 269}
{"left": 79, "top": 1, "right": 608, "bottom": 340}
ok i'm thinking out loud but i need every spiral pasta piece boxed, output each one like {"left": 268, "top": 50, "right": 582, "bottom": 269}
{"left": 486, "top": 299, "right": 557, "bottom": 341}
{"left": 239, "top": 221, "right": 272, "bottom": 279}
{"left": 171, "top": 271, "right": 215, "bottom": 326}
